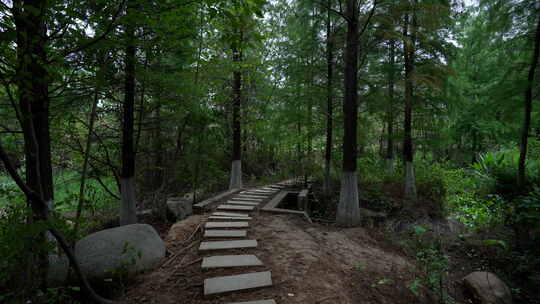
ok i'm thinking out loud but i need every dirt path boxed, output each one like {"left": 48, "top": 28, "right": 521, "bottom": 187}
{"left": 124, "top": 205, "right": 429, "bottom": 304}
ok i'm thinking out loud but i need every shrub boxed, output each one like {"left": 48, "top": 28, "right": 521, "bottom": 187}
{"left": 472, "top": 147, "right": 540, "bottom": 197}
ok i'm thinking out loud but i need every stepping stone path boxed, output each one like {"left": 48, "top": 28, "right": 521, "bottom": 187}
{"left": 227, "top": 201, "right": 260, "bottom": 206}
{"left": 228, "top": 300, "right": 277, "bottom": 304}
{"left": 196, "top": 184, "right": 284, "bottom": 302}
{"left": 237, "top": 194, "right": 267, "bottom": 199}
{"left": 209, "top": 216, "right": 252, "bottom": 220}
{"left": 204, "top": 229, "right": 247, "bottom": 238}
{"left": 232, "top": 197, "right": 263, "bottom": 202}
{"left": 204, "top": 271, "right": 272, "bottom": 295}
{"left": 199, "top": 239, "right": 258, "bottom": 251}
{"left": 205, "top": 221, "right": 249, "bottom": 229}
{"left": 218, "top": 204, "right": 256, "bottom": 211}
{"left": 212, "top": 212, "right": 250, "bottom": 217}
{"left": 202, "top": 255, "right": 262, "bottom": 269}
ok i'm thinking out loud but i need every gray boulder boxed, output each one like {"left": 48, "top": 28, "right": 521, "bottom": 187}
{"left": 167, "top": 197, "right": 193, "bottom": 220}
{"left": 463, "top": 271, "right": 512, "bottom": 304}
{"left": 75, "top": 223, "right": 165, "bottom": 281}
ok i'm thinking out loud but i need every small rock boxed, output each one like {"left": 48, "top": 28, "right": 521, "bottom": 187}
{"left": 463, "top": 271, "right": 512, "bottom": 304}
{"left": 167, "top": 198, "right": 193, "bottom": 220}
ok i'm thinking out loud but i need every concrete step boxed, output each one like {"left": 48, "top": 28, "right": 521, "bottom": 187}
{"left": 204, "top": 271, "right": 272, "bottom": 295}
{"left": 227, "top": 201, "right": 260, "bottom": 206}
{"left": 233, "top": 197, "right": 263, "bottom": 202}
{"left": 201, "top": 254, "right": 262, "bottom": 269}
{"left": 237, "top": 194, "right": 267, "bottom": 198}
{"left": 242, "top": 190, "right": 273, "bottom": 194}
{"left": 204, "top": 229, "right": 247, "bottom": 238}
{"left": 217, "top": 205, "right": 255, "bottom": 211}
{"left": 205, "top": 221, "right": 249, "bottom": 229}
{"left": 212, "top": 212, "right": 250, "bottom": 217}
{"left": 199, "top": 239, "right": 258, "bottom": 251}
{"left": 228, "top": 300, "right": 277, "bottom": 304}
{"left": 209, "top": 216, "right": 252, "bottom": 220}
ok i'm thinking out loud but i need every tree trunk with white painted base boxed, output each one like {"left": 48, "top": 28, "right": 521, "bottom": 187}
{"left": 404, "top": 161, "right": 417, "bottom": 199}
{"left": 402, "top": 5, "right": 417, "bottom": 200}
{"left": 229, "top": 160, "right": 243, "bottom": 189}
{"left": 337, "top": 171, "right": 361, "bottom": 226}
{"left": 229, "top": 41, "right": 243, "bottom": 190}
{"left": 337, "top": 0, "right": 361, "bottom": 227}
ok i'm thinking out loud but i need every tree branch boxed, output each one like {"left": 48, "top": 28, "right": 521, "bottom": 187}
{"left": 359, "top": 0, "right": 378, "bottom": 38}
{"left": 59, "top": 0, "right": 126, "bottom": 59}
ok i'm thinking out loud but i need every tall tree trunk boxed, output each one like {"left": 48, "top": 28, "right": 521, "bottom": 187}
{"left": 324, "top": 0, "right": 334, "bottom": 197}
{"left": 120, "top": 2, "right": 137, "bottom": 225}
{"left": 154, "top": 102, "right": 163, "bottom": 190}
{"left": 337, "top": 0, "right": 361, "bottom": 227}
{"left": 403, "top": 4, "right": 417, "bottom": 200}
{"left": 386, "top": 39, "right": 396, "bottom": 174}
{"left": 515, "top": 15, "right": 540, "bottom": 249}
{"left": 518, "top": 16, "right": 540, "bottom": 189}
{"left": 229, "top": 43, "right": 243, "bottom": 189}
{"left": 13, "top": 0, "right": 51, "bottom": 294}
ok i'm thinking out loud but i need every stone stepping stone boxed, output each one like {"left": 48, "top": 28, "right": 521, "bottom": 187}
{"left": 204, "top": 271, "right": 272, "bottom": 295}
{"left": 213, "top": 212, "right": 250, "bottom": 217}
{"left": 209, "top": 216, "right": 252, "bottom": 220}
{"left": 241, "top": 193, "right": 270, "bottom": 198}
{"left": 204, "top": 230, "right": 247, "bottom": 238}
{"left": 217, "top": 205, "right": 255, "bottom": 211}
{"left": 238, "top": 193, "right": 268, "bottom": 198}
{"left": 201, "top": 254, "right": 263, "bottom": 269}
{"left": 250, "top": 189, "right": 276, "bottom": 193}
{"left": 199, "top": 239, "right": 258, "bottom": 251}
{"left": 205, "top": 221, "right": 249, "bottom": 229}
{"left": 227, "top": 201, "right": 260, "bottom": 206}
{"left": 232, "top": 197, "right": 263, "bottom": 202}
{"left": 242, "top": 190, "right": 272, "bottom": 194}
{"left": 228, "top": 300, "right": 277, "bottom": 304}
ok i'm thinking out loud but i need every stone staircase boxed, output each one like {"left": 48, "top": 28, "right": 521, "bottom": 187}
{"left": 198, "top": 183, "right": 289, "bottom": 304}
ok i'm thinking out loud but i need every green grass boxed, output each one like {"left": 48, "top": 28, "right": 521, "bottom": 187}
{"left": 0, "top": 171, "right": 119, "bottom": 215}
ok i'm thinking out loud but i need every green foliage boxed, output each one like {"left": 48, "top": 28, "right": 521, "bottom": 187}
{"left": 512, "top": 187, "right": 540, "bottom": 231}
{"left": 0, "top": 203, "right": 51, "bottom": 291}
{"left": 406, "top": 225, "right": 453, "bottom": 304}
{"left": 438, "top": 163, "right": 506, "bottom": 229}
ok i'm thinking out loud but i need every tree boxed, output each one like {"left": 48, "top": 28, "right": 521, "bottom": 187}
{"left": 336, "top": 0, "right": 377, "bottom": 227}
{"left": 323, "top": 0, "right": 335, "bottom": 197}
{"left": 120, "top": 0, "right": 138, "bottom": 225}
{"left": 518, "top": 10, "right": 540, "bottom": 189}
{"left": 402, "top": 0, "right": 418, "bottom": 199}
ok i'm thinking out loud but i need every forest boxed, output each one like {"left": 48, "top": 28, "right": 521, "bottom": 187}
{"left": 0, "top": 0, "right": 539, "bottom": 303}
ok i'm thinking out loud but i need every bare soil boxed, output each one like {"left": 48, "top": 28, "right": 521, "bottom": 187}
{"left": 122, "top": 211, "right": 434, "bottom": 304}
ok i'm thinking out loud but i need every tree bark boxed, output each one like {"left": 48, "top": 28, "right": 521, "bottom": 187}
{"left": 120, "top": 2, "right": 137, "bottom": 225}
{"left": 324, "top": 0, "right": 334, "bottom": 197}
{"left": 386, "top": 39, "right": 396, "bottom": 174}
{"left": 229, "top": 41, "right": 243, "bottom": 189}
{"left": 517, "top": 16, "right": 540, "bottom": 189}
{"left": 13, "top": 0, "right": 51, "bottom": 293}
{"left": 337, "top": 0, "right": 361, "bottom": 227}
{"left": 403, "top": 4, "right": 417, "bottom": 200}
